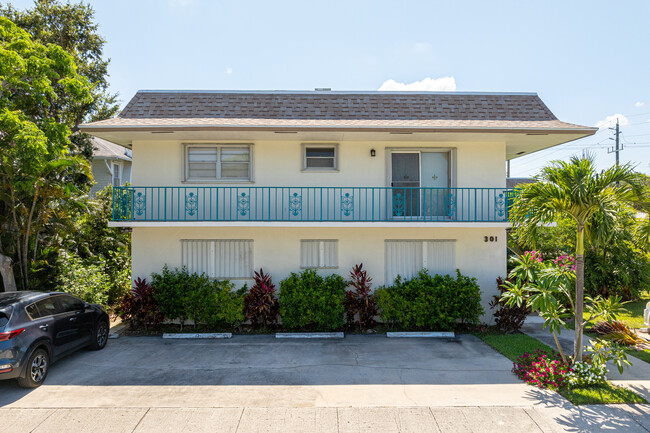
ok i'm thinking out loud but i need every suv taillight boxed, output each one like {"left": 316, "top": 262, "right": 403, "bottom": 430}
{"left": 0, "top": 328, "right": 25, "bottom": 342}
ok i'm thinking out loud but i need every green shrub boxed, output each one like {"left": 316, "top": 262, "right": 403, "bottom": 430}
{"left": 54, "top": 253, "right": 112, "bottom": 306}
{"left": 151, "top": 266, "right": 245, "bottom": 330}
{"left": 375, "top": 270, "right": 483, "bottom": 331}
{"left": 279, "top": 269, "right": 347, "bottom": 331}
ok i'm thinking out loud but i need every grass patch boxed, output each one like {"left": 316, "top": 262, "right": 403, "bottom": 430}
{"left": 477, "top": 330, "right": 648, "bottom": 405}
{"left": 474, "top": 331, "right": 554, "bottom": 361}
{"left": 625, "top": 347, "right": 650, "bottom": 364}
{"left": 580, "top": 292, "right": 649, "bottom": 329}
{"left": 559, "top": 382, "right": 647, "bottom": 405}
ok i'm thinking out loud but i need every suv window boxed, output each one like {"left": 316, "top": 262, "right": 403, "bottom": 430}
{"left": 57, "top": 295, "right": 85, "bottom": 313}
{"left": 30, "top": 298, "right": 61, "bottom": 319}
{"left": 0, "top": 310, "right": 10, "bottom": 327}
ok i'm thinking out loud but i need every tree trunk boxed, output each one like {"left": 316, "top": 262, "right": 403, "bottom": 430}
{"left": 574, "top": 224, "right": 585, "bottom": 363}
{"left": 0, "top": 253, "right": 17, "bottom": 292}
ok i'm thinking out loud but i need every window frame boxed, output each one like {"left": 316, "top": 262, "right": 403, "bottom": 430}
{"left": 384, "top": 239, "right": 456, "bottom": 283}
{"left": 181, "top": 239, "right": 254, "bottom": 280}
{"left": 301, "top": 143, "right": 339, "bottom": 172}
{"left": 111, "top": 161, "right": 122, "bottom": 186}
{"left": 300, "top": 239, "right": 339, "bottom": 269}
{"left": 183, "top": 143, "right": 254, "bottom": 183}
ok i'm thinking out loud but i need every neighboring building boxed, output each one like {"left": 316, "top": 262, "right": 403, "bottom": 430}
{"left": 89, "top": 136, "right": 132, "bottom": 196}
{"left": 80, "top": 90, "right": 596, "bottom": 320}
{"left": 506, "top": 177, "right": 536, "bottom": 189}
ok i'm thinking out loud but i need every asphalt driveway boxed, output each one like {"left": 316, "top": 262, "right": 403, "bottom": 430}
{"left": 2, "top": 334, "right": 519, "bottom": 387}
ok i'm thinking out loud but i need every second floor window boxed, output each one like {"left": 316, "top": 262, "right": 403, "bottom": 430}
{"left": 112, "top": 163, "right": 121, "bottom": 186}
{"left": 303, "top": 144, "right": 338, "bottom": 170}
{"left": 185, "top": 144, "right": 252, "bottom": 182}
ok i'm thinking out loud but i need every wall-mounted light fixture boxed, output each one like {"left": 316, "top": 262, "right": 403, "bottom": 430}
{"left": 370, "top": 149, "right": 376, "bottom": 157}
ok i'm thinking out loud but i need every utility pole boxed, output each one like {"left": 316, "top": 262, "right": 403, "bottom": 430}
{"left": 608, "top": 119, "right": 622, "bottom": 166}
{"left": 506, "top": 160, "right": 510, "bottom": 178}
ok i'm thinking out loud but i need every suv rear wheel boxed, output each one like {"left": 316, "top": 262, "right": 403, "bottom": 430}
{"left": 17, "top": 348, "right": 49, "bottom": 388}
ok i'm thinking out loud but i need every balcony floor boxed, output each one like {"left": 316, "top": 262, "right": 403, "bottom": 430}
{"left": 109, "top": 220, "right": 512, "bottom": 228}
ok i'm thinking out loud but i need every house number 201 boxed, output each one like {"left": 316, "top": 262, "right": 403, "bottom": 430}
{"left": 484, "top": 236, "right": 497, "bottom": 242}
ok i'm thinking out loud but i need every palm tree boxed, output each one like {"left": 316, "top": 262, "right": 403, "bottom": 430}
{"left": 511, "top": 155, "right": 641, "bottom": 361}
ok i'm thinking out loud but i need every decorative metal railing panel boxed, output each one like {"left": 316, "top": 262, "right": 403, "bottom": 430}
{"left": 112, "top": 186, "right": 514, "bottom": 222}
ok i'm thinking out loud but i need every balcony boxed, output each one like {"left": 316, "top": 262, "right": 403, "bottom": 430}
{"left": 112, "top": 186, "right": 514, "bottom": 224}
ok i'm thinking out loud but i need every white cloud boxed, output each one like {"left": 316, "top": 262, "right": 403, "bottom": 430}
{"left": 594, "top": 113, "right": 629, "bottom": 129}
{"left": 635, "top": 101, "right": 645, "bottom": 107}
{"left": 225, "top": 68, "right": 233, "bottom": 75}
{"left": 378, "top": 76, "right": 456, "bottom": 92}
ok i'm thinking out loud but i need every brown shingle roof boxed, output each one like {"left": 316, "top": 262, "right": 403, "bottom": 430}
{"left": 81, "top": 91, "right": 595, "bottom": 132}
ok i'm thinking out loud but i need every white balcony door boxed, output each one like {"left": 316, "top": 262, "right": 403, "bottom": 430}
{"left": 391, "top": 151, "right": 449, "bottom": 218}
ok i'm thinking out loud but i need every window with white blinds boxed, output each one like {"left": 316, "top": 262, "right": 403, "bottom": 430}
{"left": 181, "top": 240, "right": 253, "bottom": 279}
{"left": 385, "top": 240, "right": 455, "bottom": 283}
{"left": 300, "top": 240, "right": 338, "bottom": 269}
{"left": 185, "top": 144, "right": 252, "bottom": 181}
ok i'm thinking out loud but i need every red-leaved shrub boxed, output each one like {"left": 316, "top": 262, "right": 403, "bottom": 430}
{"left": 345, "top": 263, "right": 378, "bottom": 331}
{"left": 244, "top": 268, "right": 279, "bottom": 328}
{"left": 118, "top": 277, "right": 164, "bottom": 330}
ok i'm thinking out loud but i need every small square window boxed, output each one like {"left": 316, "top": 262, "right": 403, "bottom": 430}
{"left": 303, "top": 144, "right": 337, "bottom": 170}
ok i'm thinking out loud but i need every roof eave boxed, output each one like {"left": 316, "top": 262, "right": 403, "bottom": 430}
{"left": 80, "top": 123, "right": 598, "bottom": 135}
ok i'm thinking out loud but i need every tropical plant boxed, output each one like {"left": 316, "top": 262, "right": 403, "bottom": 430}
{"left": 509, "top": 155, "right": 642, "bottom": 361}
{"left": 375, "top": 270, "right": 483, "bottom": 331}
{"left": 501, "top": 251, "right": 631, "bottom": 366}
{"left": 279, "top": 269, "right": 347, "bottom": 331}
{"left": 244, "top": 268, "right": 279, "bottom": 328}
{"left": 54, "top": 252, "right": 111, "bottom": 306}
{"left": 490, "top": 277, "right": 529, "bottom": 333}
{"left": 592, "top": 320, "right": 648, "bottom": 348}
{"left": 118, "top": 277, "right": 164, "bottom": 330}
{"left": 0, "top": 16, "right": 93, "bottom": 291}
{"left": 344, "top": 264, "right": 378, "bottom": 331}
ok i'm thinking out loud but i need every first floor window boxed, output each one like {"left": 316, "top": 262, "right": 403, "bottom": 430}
{"left": 301, "top": 240, "right": 338, "bottom": 269}
{"left": 385, "top": 240, "right": 455, "bottom": 283}
{"left": 185, "top": 144, "right": 252, "bottom": 181}
{"left": 181, "top": 239, "right": 252, "bottom": 279}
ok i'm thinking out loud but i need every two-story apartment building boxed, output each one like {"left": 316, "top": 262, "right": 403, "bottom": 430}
{"left": 81, "top": 90, "right": 596, "bottom": 319}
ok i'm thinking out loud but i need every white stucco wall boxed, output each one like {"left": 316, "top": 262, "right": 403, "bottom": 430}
{"left": 131, "top": 139, "right": 506, "bottom": 188}
{"left": 131, "top": 225, "right": 506, "bottom": 322}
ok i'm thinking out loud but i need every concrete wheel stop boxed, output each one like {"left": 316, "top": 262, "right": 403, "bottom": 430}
{"left": 162, "top": 333, "right": 233, "bottom": 339}
{"left": 275, "top": 332, "right": 344, "bottom": 339}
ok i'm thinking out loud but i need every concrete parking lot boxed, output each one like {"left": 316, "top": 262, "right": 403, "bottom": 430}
{"left": 2, "top": 335, "right": 649, "bottom": 432}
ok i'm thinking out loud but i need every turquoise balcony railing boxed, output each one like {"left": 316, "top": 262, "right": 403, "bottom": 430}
{"left": 112, "top": 186, "right": 514, "bottom": 223}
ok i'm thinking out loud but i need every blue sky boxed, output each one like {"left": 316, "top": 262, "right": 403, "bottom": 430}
{"left": 9, "top": 0, "right": 650, "bottom": 176}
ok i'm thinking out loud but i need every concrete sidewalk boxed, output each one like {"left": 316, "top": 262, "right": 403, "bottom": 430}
{"left": 3, "top": 404, "right": 650, "bottom": 433}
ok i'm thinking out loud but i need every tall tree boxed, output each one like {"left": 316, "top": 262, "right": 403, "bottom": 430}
{"left": 510, "top": 155, "right": 641, "bottom": 361}
{"left": 0, "top": 16, "right": 93, "bottom": 290}
{"left": 1, "top": 0, "right": 119, "bottom": 161}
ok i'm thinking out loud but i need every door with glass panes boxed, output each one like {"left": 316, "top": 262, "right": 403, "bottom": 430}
{"left": 390, "top": 151, "right": 449, "bottom": 219}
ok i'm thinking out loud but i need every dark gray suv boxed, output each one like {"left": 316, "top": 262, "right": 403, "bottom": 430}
{"left": 0, "top": 292, "right": 109, "bottom": 388}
